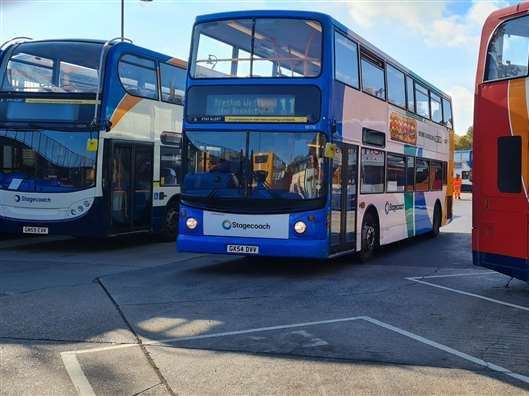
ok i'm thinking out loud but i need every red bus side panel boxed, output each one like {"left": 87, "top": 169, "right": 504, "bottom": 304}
{"left": 473, "top": 81, "right": 529, "bottom": 266}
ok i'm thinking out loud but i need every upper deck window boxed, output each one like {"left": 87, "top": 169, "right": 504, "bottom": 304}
{"left": 160, "top": 62, "right": 186, "bottom": 105}
{"left": 415, "top": 83, "right": 430, "bottom": 119}
{"left": 430, "top": 92, "right": 442, "bottom": 123}
{"left": 118, "top": 54, "right": 159, "bottom": 100}
{"left": 1, "top": 41, "right": 101, "bottom": 93}
{"left": 442, "top": 97, "right": 453, "bottom": 128}
{"left": 406, "top": 76, "right": 415, "bottom": 112}
{"left": 485, "top": 15, "right": 529, "bottom": 82}
{"left": 387, "top": 64, "right": 405, "bottom": 108}
{"left": 334, "top": 32, "right": 359, "bottom": 88}
{"left": 191, "top": 18, "right": 322, "bottom": 78}
{"left": 360, "top": 52, "right": 385, "bottom": 100}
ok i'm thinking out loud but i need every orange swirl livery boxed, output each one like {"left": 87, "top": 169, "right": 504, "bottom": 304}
{"left": 507, "top": 79, "right": 529, "bottom": 198}
{"left": 110, "top": 94, "right": 142, "bottom": 129}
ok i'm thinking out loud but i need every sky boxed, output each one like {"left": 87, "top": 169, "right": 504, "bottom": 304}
{"left": 0, "top": 0, "right": 519, "bottom": 134}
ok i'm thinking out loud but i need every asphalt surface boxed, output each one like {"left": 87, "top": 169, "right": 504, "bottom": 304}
{"left": 1, "top": 193, "right": 528, "bottom": 395}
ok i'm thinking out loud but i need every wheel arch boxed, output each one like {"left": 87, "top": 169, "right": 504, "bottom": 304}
{"left": 166, "top": 193, "right": 181, "bottom": 210}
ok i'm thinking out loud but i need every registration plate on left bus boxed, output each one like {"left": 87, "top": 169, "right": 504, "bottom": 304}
{"left": 22, "top": 226, "right": 49, "bottom": 235}
{"left": 227, "top": 245, "right": 259, "bottom": 254}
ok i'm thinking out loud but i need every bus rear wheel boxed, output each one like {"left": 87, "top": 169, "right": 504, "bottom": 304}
{"left": 359, "top": 212, "right": 378, "bottom": 262}
{"left": 160, "top": 201, "right": 179, "bottom": 242}
{"left": 431, "top": 203, "right": 442, "bottom": 238}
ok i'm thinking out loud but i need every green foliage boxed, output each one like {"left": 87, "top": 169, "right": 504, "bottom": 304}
{"left": 455, "top": 126, "right": 473, "bottom": 150}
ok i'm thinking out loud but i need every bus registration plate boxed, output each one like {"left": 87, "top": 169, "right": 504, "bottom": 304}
{"left": 22, "top": 226, "right": 49, "bottom": 235}
{"left": 227, "top": 244, "right": 259, "bottom": 254}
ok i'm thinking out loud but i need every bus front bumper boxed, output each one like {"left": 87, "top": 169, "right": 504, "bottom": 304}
{"left": 177, "top": 234, "right": 329, "bottom": 258}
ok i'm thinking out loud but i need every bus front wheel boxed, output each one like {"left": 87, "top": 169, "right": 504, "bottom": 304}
{"left": 430, "top": 203, "right": 442, "bottom": 238}
{"left": 359, "top": 211, "right": 378, "bottom": 262}
{"left": 160, "top": 201, "right": 179, "bottom": 242}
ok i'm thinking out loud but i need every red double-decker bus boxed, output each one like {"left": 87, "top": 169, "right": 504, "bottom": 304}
{"left": 474, "top": 3, "right": 529, "bottom": 282}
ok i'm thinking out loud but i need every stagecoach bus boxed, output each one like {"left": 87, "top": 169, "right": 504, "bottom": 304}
{"left": 177, "top": 11, "right": 454, "bottom": 259}
{"left": 474, "top": 3, "right": 529, "bottom": 281}
{"left": 0, "top": 38, "right": 185, "bottom": 239}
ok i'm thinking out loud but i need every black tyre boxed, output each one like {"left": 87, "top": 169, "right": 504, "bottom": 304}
{"left": 160, "top": 201, "right": 179, "bottom": 242}
{"left": 358, "top": 211, "right": 378, "bottom": 262}
{"left": 431, "top": 203, "right": 441, "bottom": 238}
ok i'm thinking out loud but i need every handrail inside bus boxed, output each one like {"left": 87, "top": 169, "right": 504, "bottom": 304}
{"left": 0, "top": 37, "right": 32, "bottom": 51}
{"left": 92, "top": 36, "right": 133, "bottom": 129}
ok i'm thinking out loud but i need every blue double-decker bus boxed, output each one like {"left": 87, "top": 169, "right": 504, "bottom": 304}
{"left": 0, "top": 38, "right": 186, "bottom": 238}
{"left": 177, "top": 11, "right": 454, "bottom": 259}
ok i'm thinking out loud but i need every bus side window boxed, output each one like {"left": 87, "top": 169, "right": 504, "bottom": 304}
{"left": 442, "top": 161, "right": 448, "bottom": 185}
{"left": 387, "top": 65, "right": 405, "bottom": 108}
{"left": 360, "top": 51, "right": 385, "bottom": 100}
{"left": 415, "top": 83, "right": 430, "bottom": 119}
{"left": 485, "top": 15, "right": 529, "bottom": 82}
{"left": 498, "top": 136, "right": 522, "bottom": 193}
{"left": 442, "top": 98, "right": 453, "bottom": 128}
{"left": 118, "top": 55, "right": 159, "bottom": 100}
{"left": 386, "top": 153, "right": 405, "bottom": 192}
{"left": 415, "top": 158, "right": 429, "bottom": 191}
{"left": 430, "top": 161, "right": 442, "bottom": 191}
{"left": 430, "top": 93, "right": 442, "bottom": 124}
{"left": 406, "top": 76, "right": 415, "bottom": 113}
{"left": 160, "top": 63, "right": 186, "bottom": 105}
{"left": 405, "top": 156, "right": 415, "bottom": 191}
{"left": 160, "top": 146, "right": 181, "bottom": 186}
{"left": 334, "top": 31, "right": 359, "bottom": 89}
{"left": 360, "top": 148, "right": 385, "bottom": 194}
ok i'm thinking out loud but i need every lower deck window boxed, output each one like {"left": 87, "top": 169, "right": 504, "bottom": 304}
{"left": 406, "top": 156, "right": 415, "bottom": 191}
{"left": 160, "top": 146, "right": 181, "bottom": 186}
{"left": 415, "top": 158, "right": 429, "bottom": 191}
{"left": 361, "top": 148, "right": 385, "bottom": 193}
{"left": 430, "top": 161, "right": 442, "bottom": 191}
{"left": 386, "top": 153, "right": 405, "bottom": 192}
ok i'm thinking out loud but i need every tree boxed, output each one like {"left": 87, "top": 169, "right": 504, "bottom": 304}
{"left": 455, "top": 126, "right": 472, "bottom": 150}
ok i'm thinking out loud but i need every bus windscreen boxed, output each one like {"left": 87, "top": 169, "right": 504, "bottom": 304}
{"left": 1, "top": 41, "right": 102, "bottom": 94}
{"left": 190, "top": 18, "right": 322, "bottom": 78}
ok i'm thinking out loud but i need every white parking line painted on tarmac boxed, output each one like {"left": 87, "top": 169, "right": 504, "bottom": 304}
{"left": 73, "top": 316, "right": 364, "bottom": 355}
{"left": 410, "top": 271, "right": 497, "bottom": 280}
{"left": 406, "top": 274, "right": 529, "bottom": 313}
{"left": 360, "top": 316, "right": 529, "bottom": 385}
{"left": 60, "top": 352, "right": 96, "bottom": 396}
{"left": 61, "top": 315, "right": 529, "bottom": 393}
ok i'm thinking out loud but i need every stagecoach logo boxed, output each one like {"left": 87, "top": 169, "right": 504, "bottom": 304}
{"left": 221, "top": 219, "right": 271, "bottom": 231}
{"left": 14, "top": 194, "right": 51, "bottom": 204}
{"left": 385, "top": 201, "right": 404, "bottom": 215}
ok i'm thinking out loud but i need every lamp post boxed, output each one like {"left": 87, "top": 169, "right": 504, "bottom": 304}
{"left": 121, "top": 0, "right": 153, "bottom": 41}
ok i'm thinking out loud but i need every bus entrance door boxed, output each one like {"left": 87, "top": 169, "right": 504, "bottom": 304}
{"left": 109, "top": 142, "right": 154, "bottom": 234}
{"left": 330, "top": 144, "right": 358, "bottom": 254}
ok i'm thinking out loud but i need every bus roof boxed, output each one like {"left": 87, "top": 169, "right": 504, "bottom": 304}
{"left": 194, "top": 10, "right": 451, "bottom": 101}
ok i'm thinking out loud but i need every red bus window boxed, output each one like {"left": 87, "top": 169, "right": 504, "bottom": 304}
{"left": 485, "top": 15, "right": 529, "bottom": 82}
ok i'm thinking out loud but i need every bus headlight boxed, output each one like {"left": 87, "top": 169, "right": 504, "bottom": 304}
{"left": 294, "top": 221, "right": 307, "bottom": 234}
{"left": 186, "top": 217, "right": 198, "bottom": 230}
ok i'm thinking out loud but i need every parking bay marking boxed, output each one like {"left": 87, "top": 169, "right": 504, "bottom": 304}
{"left": 61, "top": 315, "right": 529, "bottom": 394}
{"left": 406, "top": 272, "right": 529, "bottom": 313}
